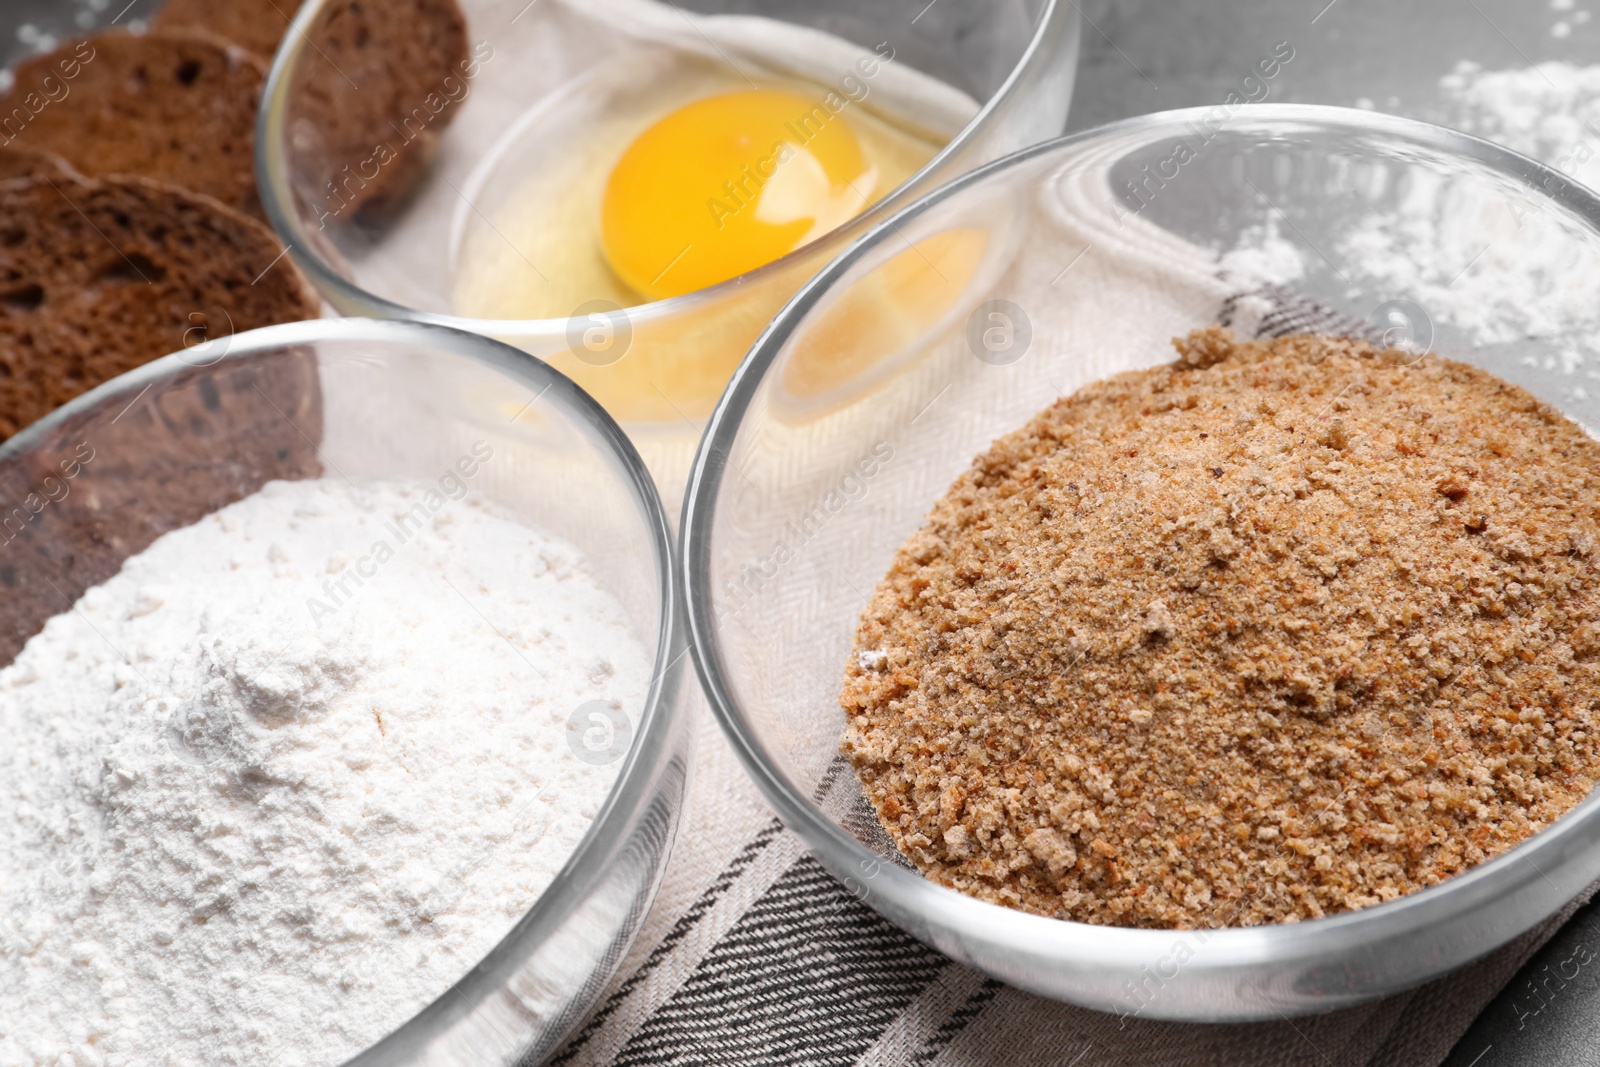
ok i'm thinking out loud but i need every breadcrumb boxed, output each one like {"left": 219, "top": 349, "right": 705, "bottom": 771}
{"left": 841, "top": 328, "right": 1600, "bottom": 929}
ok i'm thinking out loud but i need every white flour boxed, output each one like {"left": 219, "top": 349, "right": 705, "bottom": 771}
{"left": 1218, "top": 215, "right": 1305, "bottom": 290}
{"left": 0, "top": 475, "right": 650, "bottom": 1067}
{"left": 1226, "top": 60, "right": 1600, "bottom": 362}
{"left": 1439, "top": 59, "right": 1600, "bottom": 184}
{"left": 1344, "top": 62, "right": 1600, "bottom": 356}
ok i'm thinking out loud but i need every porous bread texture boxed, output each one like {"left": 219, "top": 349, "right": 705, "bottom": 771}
{"left": 842, "top": 327, "right": 1600, "bottom": 929}
{"left": 0, "top": 30, "right": 266, "bottom": 219}
{"left": 0, "top": 174, "right": 320, "bottom": 441}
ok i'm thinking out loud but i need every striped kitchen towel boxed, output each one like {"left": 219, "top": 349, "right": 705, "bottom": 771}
{"left": 551, "top": 702, "right": 1597, "bottom": 1067}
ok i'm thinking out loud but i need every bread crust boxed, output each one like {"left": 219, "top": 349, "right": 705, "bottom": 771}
{"left": 0, "top": 145, "right": 80, "bottom": 182}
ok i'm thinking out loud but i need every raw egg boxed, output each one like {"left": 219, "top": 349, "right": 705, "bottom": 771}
{"left": 601, "top": 89, "right": 878, "bottom": 300}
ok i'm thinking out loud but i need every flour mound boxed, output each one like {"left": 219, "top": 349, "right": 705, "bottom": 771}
{"left": 0, "top": 478, "right": 650, "bottom": 1067}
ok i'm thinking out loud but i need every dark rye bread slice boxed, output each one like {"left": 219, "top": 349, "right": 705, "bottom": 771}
{"left": 155, "top": 0, "right": 307, "bottom": 60}
{"left": 0, "top": 31, "right": 266, "bottom": 219}
{"left": 0, "top": 145, "right": 78, "bottom": 181}
{"left": 287, "top": 0, "right": 473, "bottom": 224}
{"left": 0, "top": 174, "right": 321, "bottom": 441}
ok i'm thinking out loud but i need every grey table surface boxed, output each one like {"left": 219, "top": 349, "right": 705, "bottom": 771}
{"left": 2, "top": 0, "right": 1597, "bottom": 1064}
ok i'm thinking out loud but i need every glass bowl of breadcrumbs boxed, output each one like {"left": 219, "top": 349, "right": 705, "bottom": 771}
{"left": 682, "top": 104, "right": 1600, "bottom": 1022}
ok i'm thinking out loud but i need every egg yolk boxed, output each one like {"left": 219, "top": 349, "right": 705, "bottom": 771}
{"left": 601, "top": 89, "right": 878, "bottom": 301}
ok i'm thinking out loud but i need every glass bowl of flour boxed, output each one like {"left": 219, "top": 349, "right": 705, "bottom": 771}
{"left": 0, "top": 318, "right": 691, "bottom": 1066}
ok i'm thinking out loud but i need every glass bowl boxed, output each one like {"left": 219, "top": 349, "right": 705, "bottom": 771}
{"left": 680, "top": 104, "right": 1600, "bottom": 1022}
{"left": 255, "top": 0, "right": 1080, "bottom": 507}
{"left": 0, "top": 318, "right": 692, "bottom": 1064}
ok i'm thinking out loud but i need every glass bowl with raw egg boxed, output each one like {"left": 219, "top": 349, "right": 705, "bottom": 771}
{"left": 680, "top": 105, "right": 1600, "bottom": 1021}
{"left": 256, "top": 0, "right": 1080, "bottom": 507}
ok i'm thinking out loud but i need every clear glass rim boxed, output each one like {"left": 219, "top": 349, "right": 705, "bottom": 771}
{"left": 0, "top": 317, "right": 686, "bottom": 1062}
{"left": 254, "top": 0, "right": 1073, "bottom": 336}
{"left": 681, "top": 103, "right": 1600, "bottom": 982}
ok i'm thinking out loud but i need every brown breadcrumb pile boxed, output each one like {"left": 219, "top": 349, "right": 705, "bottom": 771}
{"left": 840, "top": 327, "right": 1600, "bottom": 929}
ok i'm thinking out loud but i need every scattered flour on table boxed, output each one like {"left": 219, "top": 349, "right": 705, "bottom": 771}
{"left": 1546, "top": 0, "right": 1591, "bottom": 39}
{"left": 1362, "top": 60, "right": 1600, "bottom": 354}
{"left": 0, "top": 477, "right": 651, "bottom": 1067}
{"left": 1438, "top": 59, "right": 1600, "bottom": 182}
{"left": 1226, "top": 59, "right": 1600, "bottom": 363}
